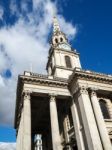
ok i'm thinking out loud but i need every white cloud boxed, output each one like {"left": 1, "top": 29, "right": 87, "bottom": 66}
{"left": 21, "top": 0, "right": 31, "bottom": 13}
{"left": 58, "top": 15, "right": 77, "bottom": 39}
{"left": 0, "top": 0, "right": 77, "bottom": 126}
{"left": 0, "top": 75, "right": 5, "bottom": 87}
{"left": 0, "top": 142, "right": 16, "bottom": 150}
{"left": 0, "top": 6, "right": 4, "bottom": 20}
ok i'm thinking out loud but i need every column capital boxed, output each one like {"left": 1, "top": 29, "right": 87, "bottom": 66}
{"left": 90, "top": 90, "right": 97, "bottom": 97}
{"left": 78, "top": 86, "right": 88, "bottom": 96}
{"left": 73, "top": 85, "right": 88, "bottom": 99}
{"left": 89, "top": 87, "right": 98, "bottom": 97}
{"left": 22, "top": 90, "right": 31, "bottom": 100}
{"left": 49, "top": 93, "right": 56, "bottom": 102}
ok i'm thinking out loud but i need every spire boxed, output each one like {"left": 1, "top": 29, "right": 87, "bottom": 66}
{"left": 53, "top": 16, "right": 61, "bottom": 33}
{"left": 51, "top": 16, "right": 69, "bottom": 46}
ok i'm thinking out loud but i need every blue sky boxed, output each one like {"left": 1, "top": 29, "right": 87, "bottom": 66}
{"left": 0, "top": 0, "right": 112, "bottom": 143}
{"left": 58, "top": 0, "right": 112, "bottom": 74}
{"left": 0, "top": 125, "right": 16, "bottom": 142}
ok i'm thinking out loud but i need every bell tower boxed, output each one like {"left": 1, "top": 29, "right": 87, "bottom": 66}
{"left": 46, "top": 16, "right": 81, "bottom": 78}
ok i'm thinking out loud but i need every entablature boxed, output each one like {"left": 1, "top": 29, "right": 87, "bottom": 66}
{"left": 69, "top": 68, "right": 112, "bottom": 84}
{"left": 21, "top": 72, "right": 68, "bottom": 88}
{"left": 69, "top": 68, "right": 112, "bottom": 96}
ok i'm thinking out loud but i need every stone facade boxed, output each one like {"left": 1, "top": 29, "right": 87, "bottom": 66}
{"left": 15, "top": 17, "right": 112, "bottom": 150}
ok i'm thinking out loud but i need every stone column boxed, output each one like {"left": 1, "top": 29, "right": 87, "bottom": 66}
{"left": 23, "top": 91, "right": 31, "bottom": 150}
{"left": 16, "top": 103, "right": 23, "bottom": 150}
{"left": 63, "top": 115, "right": 70, "bottom": 143}
{"left": 71, "top": 99, "right": 85, "bottom": 150}
{"left": 49, "top": 95, "right": 62, "bottom": 150}
{"left": 90, "top": 90, "right": 112, "bottom": 149}
{"left": 106, "top": 99, "right": 112, "bottom": 119}
{"left": 78, "top": 86, "right": 103, "bottom": 150}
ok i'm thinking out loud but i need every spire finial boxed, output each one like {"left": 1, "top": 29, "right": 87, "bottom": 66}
{"left": 53, "top": 16, "right": 60, "bottom": 33}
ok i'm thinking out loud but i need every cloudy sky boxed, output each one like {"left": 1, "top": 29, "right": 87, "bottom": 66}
{"left": 0, "top": 0, "right": 112, "bottom": 149}
{"left": 0, "top": 0, "right": 77, "bottom": 147}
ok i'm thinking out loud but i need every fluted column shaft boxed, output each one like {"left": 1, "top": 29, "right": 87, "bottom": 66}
{"left": 78, "top": 86, "right": 103, "bottom": 150}
{"left": 49, "top": 95, "right": 62, "bottom": 150}
{"left": 23, "top": 91, "right": 31, "bottom": 150}
{"left": 71, "top": 99, "right": 85, "bottom": 150}
{"left": 90, "top": 90, "right": 112, "bottom": 150}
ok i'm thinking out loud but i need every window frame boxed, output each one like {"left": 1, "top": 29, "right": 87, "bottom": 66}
{"left": 99, "top": 99, "right": 110, "bottom": 119}
{"left": 55, "top": 38, "right": 58, "bottom": 43}
{"left": 65, "top": 55, "right": 72, "bottom": 68}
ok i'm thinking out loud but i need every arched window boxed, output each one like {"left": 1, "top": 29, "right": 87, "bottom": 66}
{"left": 60, "top": 37, "right": 63, "bottom": 42}
{"left": 65, "top": 56, "right": 72, "bottom": 68}
{"left": 99, "top": 99, "right": 110, "bottom": 119}
{"left": 55, "top": 38, "right": 58, "bottom": 43}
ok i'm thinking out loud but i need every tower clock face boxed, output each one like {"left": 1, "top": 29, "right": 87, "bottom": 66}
{"left": 58, "top": 43, "right": 71, "bottom": 51}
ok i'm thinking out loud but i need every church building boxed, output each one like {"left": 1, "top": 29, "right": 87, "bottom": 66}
{"left": 14, "top": 17, "right": 112, "bottom": 150}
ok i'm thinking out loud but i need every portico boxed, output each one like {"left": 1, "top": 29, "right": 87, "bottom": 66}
{"left": 15, "top": 17, "right": 112, "bottom": 150}
{"left": 15, "top": 72, "right": 77, "bottom": 150}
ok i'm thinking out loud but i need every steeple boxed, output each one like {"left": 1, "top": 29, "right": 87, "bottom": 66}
{"left": 51, "top": 16, "right": 68, "bottom": 47}
{"left": 46, "top": 16, "right": 81, "bottom": 78}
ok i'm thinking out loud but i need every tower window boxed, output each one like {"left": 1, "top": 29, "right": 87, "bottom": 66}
{"left": 60, "top": 37, "right": 63, "bottom": 42}
{"left": 55, "top": 38, "right": 58, "bottom": 43}
{"left": 99, "top": 99, "right": 110, "bottom": 119}
{"left": 65, "top": 56, "right": 72, "bottom": 68}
